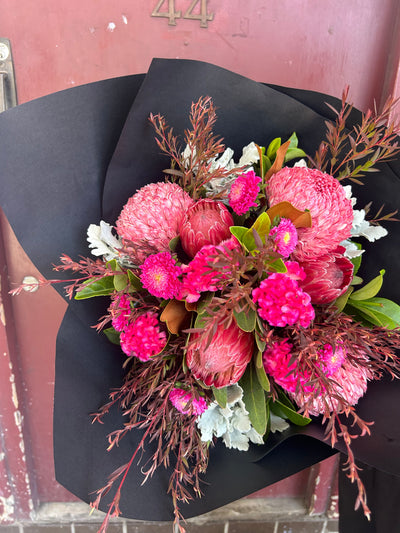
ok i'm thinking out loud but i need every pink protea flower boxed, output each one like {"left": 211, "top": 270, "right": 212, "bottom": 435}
{"left": 269, "top": 218, "right": 298, "bottom": 257}
{"left": 179, "top": 237, "right": 238, "bottom": 303}
{"left": 110, "top": 293, "right": 131, "bottom": 332}
{"left": 169, "top": 388, "right": 207, "bottom": 416}
{"left": 267, "top": 167, "right": 353, "bottom": 261}
{"left": 116, "top": 182, "right": 194, "bottom": 263}
{"left": 186, "top": 321, "right": 254, "bottom": 389}
{"left": 120, "top": 312, "right": 167, "bottom": 361}
{"left": 179, "top": 199, "right": 234, "bottom": 258}
{"left": 228, "top": 170, "right": 262, "bottom": 215}
{"left": 298, "top": 246, "right": 354, "bottom": 304}
{"left": 252, "top": 272, "right": 315, "bottom": 328}
{"left": 140, "top": 251, "right": 182, "bottom": 299}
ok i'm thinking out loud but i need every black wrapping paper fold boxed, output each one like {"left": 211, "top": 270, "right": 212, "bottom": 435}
{"left": 0, "top": 58, "right": 399, "bottom": 521}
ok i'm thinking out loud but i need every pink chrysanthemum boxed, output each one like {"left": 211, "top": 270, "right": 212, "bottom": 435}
{"left": 267, "top": 167, "right": 353, "bottom": 261}
{"left": 140, "top": 252, "right": 181, "bottom": 299}
{"left": 110, "top": 294, "right": 131, "bottom": 332}
{"left": 298, "top": 246, "right": 354, "bottom": 304}
{"left": 263, "top": 339, "right": 304, "bottom": 393}
{"left": 252, "top": 272, "right": 315, "bottom": 328}
{"left": 120, "top": 312, "right": 166, "bottom": 361}
{"left": 179, "top": 237, "right": 238, "bottom": 303}
{"left": 169, "top": 388, "right": 207, "bottom": 416}
{"left": 116, "top": 182, "right": 194, "bottom": 263}
{"left": 228, "top": 170, "right": 262, "bottom": 215}
{"left": 269, "top": 218, "right": 298, "bottom": 257}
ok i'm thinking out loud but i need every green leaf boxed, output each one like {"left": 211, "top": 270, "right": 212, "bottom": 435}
{"left": 266, "top": 258, "right": 287, "bottom": 273}
{"left": 127, "top": 270, "right": 143, "bottom": 291}
{"left": 346, "top": 297, "right": 400, "bottom": 329}
{"left": 287, "top": 132, "right": 299, "bottom": 149}
{"left": 106, "top": 258, "right": 122, "bottom": 272}
{"left": 255, "top": 350, "right": 270, "bottom": 391}
{"left": 266, "top": 137, "right": 281, "bottom": 160}
{"left": 74, "top": 276, "right": 115, "bottom": 300}
{"left": 240, "top": 363, "right": 267, "bottom": 435}
{"left": 242, "top": 212, "right": 271, "bottom": 251}
{"left": 334, "top": 286, "right": 354, "bottom": 313}
{"left": 233, "top": 305, "right": 256, "bottom": 332}
{"left": 196, "top": 292, "right": 214, "bottom": 314}
{"left": 229, "top": 225, "right": 248, "bottom": 244}
{"left": 113, "top": 273, "right": 128, "bottom": 291}
{"left": 169, "top": 235, "right": 180, "bottom": 252}
{"left": 350, "top": 270, "right": 385, "bottom": 301}
{"left": 212, "top": 386, "right": 227, "bottom": 408}
{"left": 351, "top": 276, "right": 363, "bottom": 286}
{"left": 350, "top": 243, "right": 362, "bottom": 275}
{"left": 103, "top": 327, "right": 121, "bottom": 345}
{"left": 255, "top": 332, "right": 266, "bottom": 353}
{"left": 284, "top": 147, "right": 307, "bottom": 162}
{"left": 270, "top": 399, "right": 311, "bottom": 426}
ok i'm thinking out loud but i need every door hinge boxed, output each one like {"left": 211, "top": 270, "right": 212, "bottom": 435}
{"left": 0, "top": 38, "right": 17, "bottom": 113}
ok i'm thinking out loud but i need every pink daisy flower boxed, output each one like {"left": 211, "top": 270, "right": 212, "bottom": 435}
{"left": 229, "top": 170, "right": 262, "bottom": 215}
{"left": 116, "top": 182, "right": 194, "bottom": 264}
{"left": 252, "top": 273, "right": 315, "bottom": 328}
{"left": 269, "top": 218, "right": 298, "bottom": 257}
{"left": 267, "top": 167, "right": 353, "bottom": 261}
{"left": 110, "top": 293, "right": 131, "bottom": 332}
{"left": 140, "top": 251, "right": 182, "bottom": 299}
{"left": 120, "top": 312, "right": 167, "bottom": 361}
{"left": 169, "top": 388, "right": 207, "bottom": 416}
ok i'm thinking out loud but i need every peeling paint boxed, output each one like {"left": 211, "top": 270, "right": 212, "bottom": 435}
{"left": 0, "top": 494, "right": 15, "bottom": 521}
{"left": 107, "top": 22, "right": 116, "bottom": 32}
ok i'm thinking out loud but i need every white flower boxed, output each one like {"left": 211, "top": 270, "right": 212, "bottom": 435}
{"left": 270, "top": 413, "right": 290, "bottom": 433}
{"left": 87, "top": 221, "right": 122, "bottom": 260}
{"left": 293, "top": 158, "right": 308, "bottom": 168}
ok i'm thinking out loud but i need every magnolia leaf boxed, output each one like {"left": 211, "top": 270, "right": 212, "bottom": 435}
{"left": 255, "top": 350, "right": 270, "bottom": 392}
{"left": 264, "top": 140, "right": 291, "bottom": 181}
{"left": 284, "top": 147, "right": 307, "bottom": 162}
{"left": 160, "top": 299, "right": 192, "bottom": 335}
{"left": 233, "top": 305, "right": 256, "bottom": 332}
{"left": 242, "top": 212, "right": 271, "bottom": 251}
{"left": 334, "top": 286, "right": 354, "bottom": 313}
{"left": 113, "top": 273, "right": 128, "bottom": 292}
{"left": 127, "top": 269, "right": 143, "bottom": 291}
{"left": 350, "top": 270, "right": 385, "bottom": 301}
{"left": 241, "top": 363, "right": 267, "bottom": 435}
{"left": 103, "top": 327, "right": 121, "bottom": 345}
{"left": 74, "top": 276, "right": 115, "bottom": 300}
{"left": 106, "top": 258, "right": 122, "bottom": 272}
{"left": 230, "top": 225, "right": 248, "bottom": 244}
{"left": 266, "top": 137, "right": 281, "bottom": 160}
{"left": 346, "top": 297, "right": 400, "bottom": 329}
{"left": 169, "top": 235, "right": 180, "bottom": 252}
{"left": 270, "top": 399, "right": 311, "bottom": 426}
{"left": 266, "top": 201, "right": 312, "bottom": 229}
{"left": 255, "top": 332, "right": 266, "bottom": 353}
{"left": 351, "top": 276, "right": 363, "bottom": 286}
{"left": 212, "top": 386, "right": 227, "bottom": 408}
{"left": 266, "top": 258, "right": 287, "bottom": 273}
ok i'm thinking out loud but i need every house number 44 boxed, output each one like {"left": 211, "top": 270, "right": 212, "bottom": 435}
{"left": 151, "top": 0, "right": 214, "bottom": 28}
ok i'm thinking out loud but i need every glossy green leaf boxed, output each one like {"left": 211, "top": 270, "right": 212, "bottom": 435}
{"left": 106, "top": 258, "right": 122, "bottom": 272}
{"left": 212, "top": 386, "right": 227, "bottom": 408}
{"left": 229, "top": 225, "right": 248, "bottom": 244}
{"left": 284, "top": 147, "right": 307, "bottom": 162}
{"left": 196, "top": 292, "right": 214, "bottom": 315}
{"left": 346, "top": 297, "right": 400, "bottom": 329}
{"left": 334, "top": 286, "right": 354, "bottom": 313}
{"left": 113, "top": 273, "right": 128, "bottom": 291}
{"left": 255, "top": 350, "right": 270, "bottom": 392}
{"left": 350, "top": 270, "right": 385, "bottom": 301}
{"left": 242, "top": 212, "right": 271, "bottom": 251}
{"left": 74, "top": 276, "right": 115, "bottom": 300}
{"left": 266, "top": 258, "right": 287, "bottom": 273}
{"left": 233, "top": 305, "right": 256, "bottom": 332}
{"left": 169, "top": 235, "right": 180, "bottom": 252}
{"left": 350, "top": 243, "right": 363, "bottom": 275}
{"left": 127, "top": 270, "right": 143, "bottom": 291}
{"left": 241, "top": 363, "right": 267, "bottom": 435}
{"left": 270, "top": 399, "right": 311, "bottom": 426}
{"left": 103, "top": 327, "right": 121, "bottom": 345}
{"left": 255, "top": 332, "right": 266, "bottom": 353}
{"left": 266, "top": 137, "right": 281, "bottom": 160}
{"left": 287, "top": 132, "right": 299, "bottom": 148}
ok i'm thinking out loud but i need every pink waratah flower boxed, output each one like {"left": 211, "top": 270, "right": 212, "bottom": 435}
{"left": 186, "top": 320, "right": 254, "bottom": 389}
{"left": 179, "top": 199, "right": 234, "bottom": 258}
{"left": 228, "top": 170, "right": 262, "bottom": 215}
{"left": 140, "top": 251, "right": 182, "bottom": 299}
{"left": 110, "top": 294, "right": 131, "bottom": 332}
{"left": 298, "top": 246, "right": 354, "bottom": 304}
{"left": 179, "top": 237, "right": 238, "bottom": 303}
{"left": 116, "top": 182, "right": 194, "bottom": 263}
{"left": 252, "top": 271, "right": 315, "bottom": 328}
{"left": 266, "top": 167, "right": 353, "bottom": 261}
{"left": 169, "top": 388, "right": 207, "bottom": 416}
{"left": 269, "top": 218, "right": 298, "bottom": 257}
{"left": 120, "top": 312, "right": 166, "bottom": 361}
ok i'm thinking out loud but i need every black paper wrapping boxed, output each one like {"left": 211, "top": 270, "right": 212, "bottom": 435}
{"left": 0, "top": 58, "right": 399, "bottom": 522}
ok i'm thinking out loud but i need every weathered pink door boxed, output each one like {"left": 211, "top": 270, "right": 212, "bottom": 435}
{"left": 1, "top": 0, "right": 399, "bottom": 523}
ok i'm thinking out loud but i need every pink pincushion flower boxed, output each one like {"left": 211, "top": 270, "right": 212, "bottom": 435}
{"left": 140, "top": 251, "right": 181, "bottom": 299}
{"left": 110, "top": 294, "right": 131, "bottom": 332}
{"left": 179, "top": 237, "right": 238, "bottom": 303}
{"left": 269, "top": 218, "right": 298, "bottom": 257}
{"left": 252, "top": 272, "right": 315, "bottom": 328}
{"left": 179, "top": 199, "right": 234, "bottom": 258}
{"left": 169, "top": 388, "right": 207, "bottom": 416}
{"left": 267, "top": 167, "right": 353, "bottom": 261}
{"left": 186, "top": 320, "right": 253, "bottom": 389}
{"left": 120, "top": 312, "right": 166, "bottom": 361}
{"left": 229, "top": 170, "right": 262, "bottom": 215}
{"left": 298, "top": 246, "right": 354, "bottom": 304}
{"left": 116, "top": 182, "right": 194, "bottom": 263}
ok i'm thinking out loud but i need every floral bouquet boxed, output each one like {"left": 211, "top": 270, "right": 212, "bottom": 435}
{"left": 2, "top": 59, "right": 400, "bottom": 532}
